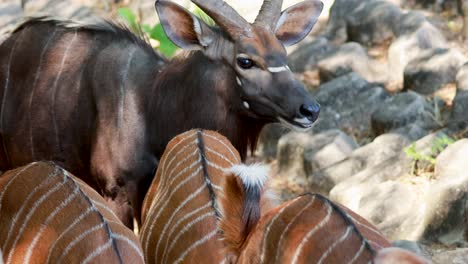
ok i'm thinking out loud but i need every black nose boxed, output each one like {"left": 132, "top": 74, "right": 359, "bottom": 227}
{"left": 299, "top": 103, "right": 320, "bottom": 122}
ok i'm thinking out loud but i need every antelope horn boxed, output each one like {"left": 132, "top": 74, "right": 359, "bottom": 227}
{"left": 190, "top": 0, "right": 251, "bottom": 38}
{"left": 254, "top": 0, "right": 283, "bottom": 30}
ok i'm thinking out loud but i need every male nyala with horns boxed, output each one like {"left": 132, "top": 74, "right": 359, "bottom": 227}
{"left": 0, "top": 0, "right": 323, "bottom": 227}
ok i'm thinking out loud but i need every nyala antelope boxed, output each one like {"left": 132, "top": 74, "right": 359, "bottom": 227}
{"left": 139, "top": 130, "right": 429, "bottom": 264}
{"left": 0, "top": 162, "right": 144, "bottom": 264}
{"left": 238, "top": 193, "right": 431, "bottom": 264}
{"left": 0, "top": 0, "right": 323, "bottom": 227}
{"left": 139, "top": 129, "right": 276, "bottom": 264}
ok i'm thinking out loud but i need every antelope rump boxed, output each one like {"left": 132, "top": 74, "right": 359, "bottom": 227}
{"left": 0, "top": 161, "right": 144, "bottom": 264}
{"left": 0, "top": 0, "right": 323, "bottom": 227}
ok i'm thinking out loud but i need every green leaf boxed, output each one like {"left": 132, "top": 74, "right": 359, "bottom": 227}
{"left": 117, "top": 7, "right": 138, "bottom": 31}
{"left": 148, "top": 23, "right": 178, "bottom": 57}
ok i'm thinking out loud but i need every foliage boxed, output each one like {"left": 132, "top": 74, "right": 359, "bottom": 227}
{"left": 404, "top": 134, "right": 455, "bottom": 176}
{"left": 117, "top": 7, "right": 178, "bottom": 57}
{"left": 117, "top": 5, "right": 215, "bottom": 58}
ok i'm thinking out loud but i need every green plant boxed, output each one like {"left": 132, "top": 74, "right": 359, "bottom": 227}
{"left": 117, "top": 5, "right": 215, "bottom": 58}
{"left": 117, "top": 7, "right": 178, "bottom": 57}
{"left": 404, "top": 135, "right": 455, "bottom": 176}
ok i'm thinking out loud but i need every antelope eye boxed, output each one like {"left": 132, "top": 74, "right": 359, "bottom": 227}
{"left": 237, "top": 57, "right": 254, "bottom": 69}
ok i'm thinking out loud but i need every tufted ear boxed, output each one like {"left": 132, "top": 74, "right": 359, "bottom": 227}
{"left": 275, "top": 0, "right": 323, "bottom": 46}
{"left": 155, "top": 0, "right": 216, "bottom": 50}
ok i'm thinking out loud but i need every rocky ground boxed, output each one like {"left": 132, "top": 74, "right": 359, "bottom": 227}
{"left": 1, "top": 0, "right": 467, "bottom": 262}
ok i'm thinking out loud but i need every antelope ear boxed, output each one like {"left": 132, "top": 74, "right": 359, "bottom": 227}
{"left": 155, "top": 0, "right": 216, "bottom": 50}
{"left": 275, "top": 0, "right": 323, "bottom": 46}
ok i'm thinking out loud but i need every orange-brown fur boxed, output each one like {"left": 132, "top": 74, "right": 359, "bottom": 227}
{"left": 0, "top": 162, "right": 144, "bottom": 264}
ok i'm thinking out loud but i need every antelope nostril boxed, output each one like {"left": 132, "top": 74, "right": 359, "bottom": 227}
{"left": 299, "top": 103, "right": 320, "bottom": 122}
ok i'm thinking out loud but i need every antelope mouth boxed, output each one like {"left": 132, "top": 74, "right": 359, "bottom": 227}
{"left": 278, "top": 116, "right": 314, "bottom": 132}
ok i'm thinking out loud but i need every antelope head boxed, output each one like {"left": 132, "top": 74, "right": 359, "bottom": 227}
{"left": 155, "top": 0, "right": 323, "bottom": 131}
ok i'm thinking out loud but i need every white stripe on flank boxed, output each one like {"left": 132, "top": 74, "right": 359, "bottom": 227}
{"left": 204, "top": 146, "right": 235, "bottom": 166}
{"left": 349, "top": 240, "right": 366, "bottom": 264}
{"left": 267, "top": 65, "right": 290, "bottom": 73}
{"left": 0, "top": 30, "right": 25, "bottom": 166}
{"left": 51, "top": 30, "right": 78, "bottom": 152}
{"left": 6, "top": 173, "right": 67, "bottom": 264}
{"left": 160, "top": 139, "right": 198, "bottom": 187}
{"left": 165, "top": 214, "right": 216, "bottom": 264}
{"left": 203, "top": 133, "right": 240, "bottom": 163}
{"left": 274, "top": 197, "right": 315, "bottom": 262}
{"left": 173, "top": 229, "right": 217, "bottom": 264}
{"left": 112, "top": 233, "right": 144, "bottom": 262}
{"left": 260, "top": 198, "right": 299, "bottom": 263}
{"left": 163, "top": 202, "right": 211, "bottom": 254}
{"left": 46, "top": 207, "right": 94, "bottom": 263}
{"left": 160, "top": 132, "right": 197, "bottom": 177}
{"left": 28, "top": 28, "right": 58, "bottom": 160}
{"left": 81, "top": 239, "right": 112, "bottom": 264}
{"left": 317, "top": 226, "right": 353, "bottom": 264}
{"left": 205, "top": 160, "right": 228, "bottom": 173}
{"left": 92, "top": 199, "right": 120, "bottom": 220}
{"left": 0, "top": 162, "right": 36, "bottom": 212}
{"left": 145, "top": 153, "right": 201, "bottom": 229}
{"left": 142, "top": 160, "right": 202, "bottom": 253}
{"left": 157, "top": 183, "right": 207, "bottom": 259}
{"left": 56, "top": 222, "right": 106, "bottom": 262}
{"left": 291, "top": 202, "right": 333, "bottom": 264}
{"left": 24, "top": 185, "right": 80, "bottom": 263}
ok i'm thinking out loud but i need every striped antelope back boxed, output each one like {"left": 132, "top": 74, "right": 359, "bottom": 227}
{"left": 140, "top": 129, "right": 275, "bottom": 264}
{"left": 0, "top": 161, "right": 144, "bottom": 264}
{"left": 238, "top": 193, "right": 392, "bottom": 264}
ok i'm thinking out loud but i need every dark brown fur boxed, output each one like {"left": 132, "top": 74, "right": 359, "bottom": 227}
{"left": 0, "top": 18, "right": 264, "bottom": 227}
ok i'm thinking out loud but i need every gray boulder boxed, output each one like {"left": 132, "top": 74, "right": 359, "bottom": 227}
{"left": 314, "top": 133, "right": 410, "bottom": 195}
{"left": 451, "top": 90, "right": 468, "bottom": 124}
{"left": 432, "top": 248, "right": 468, "bottom": 264}
{"left": 456, "top": 62, "right": 468, "bottom": 91}
{"left": 277, "top": 130, "right": 358, "bottom": 194}
{"left": 288, "top": 37, "right": 337, "bottom": 72}
{"left": 317, "top": 42, "right": 388, "bottom": 84}
{"left": 324, "top": 0, "right": 364, "bottom": 43}
{"left": 330, "top": 133, "right": 468, "bottom": 245}
{"left": 422, "top": 139, "right": 468, "bottom": 245}
{"left": 404, "top": 48, "right": 466, "bottom": 95}
{"left": 346, "top": 0, "right": 402, "bottom": 45}
{"left": 312, "top": 73, "right": 390, "bottom": 135}
{"left": 371, "top": 91, "right": 436, "bottom": 136}
{"left": 387, "top": 11, "right": 447, "bottom": 91}
{"left": 257, "top": 123, "right": 289, "bottom": 160}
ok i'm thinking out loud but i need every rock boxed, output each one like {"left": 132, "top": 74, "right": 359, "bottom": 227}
{"left": 404, "top": 48, "right": 466, "bottom": 95}
{"left": 277, "top": 130, "right": 358, "bottom": 182}
{"left": 312, "top": 73, "right": 390, "bottom": 134}
{"left": 422, "top": 139, "right": 468, "bottom": 245}
{"left": 387, "top": 11, "right": 447, "bottom": 90}
{"left": 456, "top": 62, "right": 468, "bottom": 91}
{"left": 371, "top": 91, "right": 436, "bottom": 136}
{"left": 257, "top": 123, "right": 289, "bottom": 160}
{"left": 324, "top": 0, "right": 364, "bottom": 43}
{"left": 287, "top": 37, "right": 337, "bottom": 72}
{"left": 346, "top": 0, "right": 402, "bottom": 46}
{"left": 315, "top": 133, "right": 410, "bottom": 194}
{"left": 329, "top": 132, "right": 460, "bottom": 242}
{"left": 303, "top": 131, "right": 358, "bottom": 194}
{"left": 392, "top": 123, "right": 429, "bottom": 141}
{"left": 432, "top": 248, "right": 468, "bottom": 264}
{"left": 451, "top": 90, "right": 468, "bottom": 124}
{"left": 317, "top": 42, "right": 388, "bottom": 84}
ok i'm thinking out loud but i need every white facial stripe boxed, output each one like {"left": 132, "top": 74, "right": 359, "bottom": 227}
{"left": 243, "top": 101, "right": 250, "bottom": 109}
{"left": 236, "top": 77, "right": 242, "bottom": 86}
{"left": 268, "top": 65, "right": 290, "bottom": 73}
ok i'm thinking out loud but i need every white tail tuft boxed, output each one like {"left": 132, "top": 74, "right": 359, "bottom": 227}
{"left": 227, "top": 164, "right": 269, "bottom": 189}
